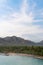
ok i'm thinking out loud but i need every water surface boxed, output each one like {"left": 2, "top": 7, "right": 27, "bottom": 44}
{"left": 0, "top": 55, "right": 43, "bottom": 65}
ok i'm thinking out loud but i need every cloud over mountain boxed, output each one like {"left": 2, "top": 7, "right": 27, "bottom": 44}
{"left": 0, "top": 0, "right": 43, "bottom": 42}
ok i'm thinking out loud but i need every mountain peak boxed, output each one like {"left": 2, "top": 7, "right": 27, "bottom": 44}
{"left": 0, "top": 36, "right": 43, "bottom": 46}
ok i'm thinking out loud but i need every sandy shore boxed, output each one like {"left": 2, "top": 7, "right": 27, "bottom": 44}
{"left": 0, "top": 53, "right": 43, "bottom": 59}
{"left": 5, "top": 53, "right": 43, "bottom": 59}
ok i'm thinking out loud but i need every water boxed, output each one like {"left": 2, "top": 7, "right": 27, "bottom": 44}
{"left": 0, "top": 55, "right": 43, "bottom": 65}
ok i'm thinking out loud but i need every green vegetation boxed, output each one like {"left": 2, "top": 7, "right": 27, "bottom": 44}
{"left": 0, "top": 46, "right": 43, "bottom": 56}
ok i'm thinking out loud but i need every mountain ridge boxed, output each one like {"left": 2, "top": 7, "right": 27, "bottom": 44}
{"left": 0, "top": 36, "right": 43, "bottom": 46}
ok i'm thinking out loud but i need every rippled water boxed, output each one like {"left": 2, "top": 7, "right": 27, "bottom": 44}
{"left": 0, "top": 55, "right": 43, "bottom": 65}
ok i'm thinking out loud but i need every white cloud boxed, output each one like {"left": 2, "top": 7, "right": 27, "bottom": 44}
{"left": 0, "top": 0, "right": 43, "bottom": 42}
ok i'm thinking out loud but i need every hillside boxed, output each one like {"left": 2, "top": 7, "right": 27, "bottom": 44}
{"left": 0, "top": 36, "right": 43, "bottom": 46}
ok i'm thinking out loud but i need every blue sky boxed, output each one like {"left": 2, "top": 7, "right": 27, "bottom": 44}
{"left": 0, "top": 0, "right": 43, "bottom": 42}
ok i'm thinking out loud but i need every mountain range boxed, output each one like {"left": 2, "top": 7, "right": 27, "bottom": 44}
{"left": 0, "top": 36, "right": 43, "bottom": 46}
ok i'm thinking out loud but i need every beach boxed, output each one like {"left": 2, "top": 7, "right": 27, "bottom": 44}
{"left": 0, "top": 52, "right": 43, "bottom": 59}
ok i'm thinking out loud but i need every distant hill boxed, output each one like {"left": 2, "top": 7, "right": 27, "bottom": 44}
{"left": 37, "top": 40, "right": 43, "bottom": 46}
{"left": 0, "top": 36, "right": 43, "bottom": 46}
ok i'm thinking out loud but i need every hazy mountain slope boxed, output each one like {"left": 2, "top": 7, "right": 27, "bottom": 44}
{"left": 0, "top": 36, "right": 43, "bottom": 46}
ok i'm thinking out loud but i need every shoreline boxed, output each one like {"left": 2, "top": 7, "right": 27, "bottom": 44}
{"left": 0, "top": 53, "right": 43, "bottom": 59}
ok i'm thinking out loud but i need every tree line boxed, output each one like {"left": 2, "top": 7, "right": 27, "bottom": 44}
{"left": 0, "top": 46, "right": 43, "bottom": 56}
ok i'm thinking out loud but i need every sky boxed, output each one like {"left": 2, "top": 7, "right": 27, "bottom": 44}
{"left": 0, "top": 0, "right": 43, "bottom": 42}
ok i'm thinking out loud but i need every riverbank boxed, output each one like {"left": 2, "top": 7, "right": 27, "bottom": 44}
{"left": 8, "top": 53, "right": 43, "bottom": 59}
{"left": 0, "top": 53, "right": 43, "bottom": 59}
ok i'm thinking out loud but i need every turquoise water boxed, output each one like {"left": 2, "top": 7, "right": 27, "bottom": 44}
{"left": 0, "top": 55, "right": 43, "bottom": 65}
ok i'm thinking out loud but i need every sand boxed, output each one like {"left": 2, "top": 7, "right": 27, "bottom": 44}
{"left": 0, "top": 53, "right": 43, "bottom": 59}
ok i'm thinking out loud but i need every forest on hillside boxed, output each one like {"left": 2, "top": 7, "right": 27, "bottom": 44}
{"left": 0, "top": 46, "right": 43, "bottom": 56}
